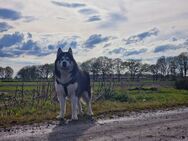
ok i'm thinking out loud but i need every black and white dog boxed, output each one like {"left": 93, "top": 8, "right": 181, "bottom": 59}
{"left": 55, "top": 48, "right": 93, "bottom": 120}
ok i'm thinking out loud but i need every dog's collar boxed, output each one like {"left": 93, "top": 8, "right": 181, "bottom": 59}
{"left": 56, "top": 77, "right": 76, "bottom": 87}
{"left": 56, "top": 77, "right": 76, "bottom": 97}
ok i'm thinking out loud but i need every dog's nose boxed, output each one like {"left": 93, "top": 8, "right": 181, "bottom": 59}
{"left": 62, "top": 62, "right": 67, "bottom": 67}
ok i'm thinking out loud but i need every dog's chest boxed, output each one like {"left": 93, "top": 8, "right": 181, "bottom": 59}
{"left": 60, "top": 72, "right": 72, "bottom": 84}
{"left": 55, "top": 81, "right": 78, "bottom": 98}
{"left": 66, "top": 82, "right": 78, "bottom": 96}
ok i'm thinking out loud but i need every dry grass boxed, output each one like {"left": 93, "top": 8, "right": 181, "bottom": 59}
{"left": 0, "top": 82, "right": 188, "bottom": 128}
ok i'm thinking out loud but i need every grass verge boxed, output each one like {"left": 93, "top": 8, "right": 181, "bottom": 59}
{"left": 0, "top": 88, "right": 188, "bottom": 128}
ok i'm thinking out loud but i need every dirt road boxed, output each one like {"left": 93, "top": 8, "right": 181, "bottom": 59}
{"left": 1, "top": 107, "right": 188, "bottom": 141}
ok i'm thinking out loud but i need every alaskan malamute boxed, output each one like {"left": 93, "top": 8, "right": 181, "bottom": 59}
{"left": 55, "top": 48, "right": 93, "bottom": 120}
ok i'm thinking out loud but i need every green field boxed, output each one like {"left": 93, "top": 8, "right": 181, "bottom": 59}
{"left": 0, "top": 81, "right": 53, "bottom": 91}
{"left": 0, "top": 80, "right": 188, "bottom": 128}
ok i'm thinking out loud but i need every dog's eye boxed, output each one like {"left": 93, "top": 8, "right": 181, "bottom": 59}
{"left": 61, "top": 57, "right": 65, "bottom": 60}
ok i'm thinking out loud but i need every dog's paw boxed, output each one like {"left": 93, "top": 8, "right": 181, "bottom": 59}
{"left": 87, "top": 115, "right": 95, "bottom": 121}
{"left": 71, "top": 115, "right": 78, "bottom": 120}
{"left": 58, "top": 119, "right": 67, "bottom": 125}
{"left": 56, "top": 115, "right": 64, "bottom": 120}
{"left": 68, "top": 119, "right": 79, "bottom": 124}
{"left": 71, "top": 118, "right": 78, "bottom": 121}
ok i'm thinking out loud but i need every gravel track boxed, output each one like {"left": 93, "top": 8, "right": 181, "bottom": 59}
{"left": 1, "top": 107, "right": 188, "bottom": 141}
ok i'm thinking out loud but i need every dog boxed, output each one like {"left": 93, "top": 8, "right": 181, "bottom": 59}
{"left": 55, "top": 48, "right": 93, "bottom": 120}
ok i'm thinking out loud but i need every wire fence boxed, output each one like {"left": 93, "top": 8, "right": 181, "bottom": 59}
{"left": 0, "top": 79, "right": 175, "bottom": 116}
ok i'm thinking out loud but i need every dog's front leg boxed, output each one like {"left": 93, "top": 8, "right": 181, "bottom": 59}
{"left": 57, "top": 95, "right": 66, "bottom": 119}
{"left": 71, "top": 95, "right": 78, "bottom": 120}
{"left": 56, "top": 84, "right": 66, "bottom": 119}
{"left": 60, "top": 96, "right": 66, "bottom": 119}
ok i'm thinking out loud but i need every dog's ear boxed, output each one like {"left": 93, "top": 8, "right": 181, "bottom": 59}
{"left": 57, "top": 48, "right": 62, "bottom": 57}
{"left": 68, "top": 48, "right": 72, "bottom": 55}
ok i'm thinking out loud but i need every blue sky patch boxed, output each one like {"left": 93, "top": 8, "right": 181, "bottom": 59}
{"left": 0, "top": 8, "right": 21, "bottom": 20}
{"left": 154, "top": 44, "right": 178, "bottom": 53}
{"left": 0, "top": 32, "right": 24, "bottom": 49}
{"left": 0, "top": 22, "right": 13, "bottom": 32}
{"left": 124, "top": 28, "right": 159, "bottom": 45}
{"left": 84, "top": 34, "right": 109, "bottom": 48}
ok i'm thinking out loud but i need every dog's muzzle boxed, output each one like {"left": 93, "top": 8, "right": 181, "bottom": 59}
{"left": 62, "top": 61, "right": 67, "bottom": 68}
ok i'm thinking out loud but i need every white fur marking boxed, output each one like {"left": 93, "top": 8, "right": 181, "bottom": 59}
{"left": 55, "top": 81, "right": 66, "bottom": 118}
{"left": 67, "top": 82, "right": 78, "bottom": 120}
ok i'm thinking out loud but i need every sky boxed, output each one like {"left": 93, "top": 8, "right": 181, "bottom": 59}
{"left": 0, "top": 0, "right": 188, "bottom": 75}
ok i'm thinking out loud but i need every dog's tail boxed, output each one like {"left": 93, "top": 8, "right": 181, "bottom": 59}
{"left": 84, "top": 71, "right": 92, "bottom": 99}
{"left": 80, "top": 97, "right": 86, "bottom": 105}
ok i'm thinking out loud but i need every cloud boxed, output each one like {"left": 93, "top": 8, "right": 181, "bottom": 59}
{"left": 126, "top": 48, "right": 147, "bottom": 56}
{"left": 0, "top": 50, "right": 26, "bottom": 57}
{"left": 0, "top": 32, "right": 24, "bottom": 49}
{"left": 56, "top": 41, "right": 68, "bottom": 49}
{"left": 20, "top": 40, "right": 39, "bottom": 50}
{"left": 124, "top": 28, "right": 159, "bottom": 45}
{"left": 51, "top": 1, "right": 86, "bottom": 8}
{"left": 172, "top": 37, "right": 178, "bottom": 41}
{"left": 48, "top": 44, "right": 55, "bottom": 50}
{"left": 20, "top": 40, "right": 50, "bottom": 56}
{"left": 100, "top": 12, "right": 127, "bottom": 29}
{"left": 0, "top": 32, "right": 52, "bottom": 57}
{"left": 84, "top": 34, "right": 109, "bottom": 48}
{"left": 154, "top": 44, "right": 179, "bottom": 53}
{"left": 27, "top": 33, "right": 32, "bottom": 39}
{"left": 23, "top": 16, "right": 37, "bottom": 23}
{"left": 184, "top": 39, "right": 188, "bottom": 45}
{"left": 48, "top": 38, "right": 78, "bottom": 51}
{"left": 109, "top": 47, "right": 125, "bottom": 54}
{"left": 110, "top": 13, "right": 127, "bottom": 21}
{"left": 47, "top": 42, "right": 67, "bottom": 51}
{"left": 0, "top": 8, "right": 22, "bottom": 20}
{"left": 104, "top": 43, "right": 111, "bottom": 48}
{"left": 69, "top": 41, "right": 77, "bottom": 48}
{"left": 79, "top": 8, "right": 98, "bottom": 15}
{"left": 0, "top": 52, "right": 15, "bottom": 57}
{"left": 109, "top": 48, "right": 147, "bottom": 56}
{"left": 0, "top": 40, "right": 50, "bottom": 57}
{"left": 0, "top": 22, "right": 13, "bottom": 32}
{"left": 87, "top": 15, "right": 101, "bottom": 22}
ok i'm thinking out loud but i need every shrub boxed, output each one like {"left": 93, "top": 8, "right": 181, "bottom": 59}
{"left": 112, "top": 93, "right": 128, "bottom": 102}
{"left": 175, "top": 78, "right": 188, "bottom": 90}
{"left": 101, "top": 91, "right": 128, "bottom": 102}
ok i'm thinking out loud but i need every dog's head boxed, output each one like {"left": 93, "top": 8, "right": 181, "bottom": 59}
{"left": 55, "top": 48, "right": 76, "bottom": 74}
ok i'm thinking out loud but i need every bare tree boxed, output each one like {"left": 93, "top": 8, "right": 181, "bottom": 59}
{"left": 123, "top": 60, "right": 141, "bottom": 80}
{"left": 0, "top": 67, "right": 5, "bottom": 79}
{"left": 38, "top": 64, "right": 54, "bottom": 79}
{"left": 112, "top": 58, "right": 123, "bottom": 82}
{"left": 156, "top": 56, "right": 167, "bottom": 80}
{"left": 80, "top": 58, "right": 101, "bottom": 81}
{"left": 177, "top": 52, "right": 188, "bottom": 77}
{"left": 16, "top": 66, "right": 40, "bottom": 81}
{"left": 91, "top": 59, "right": 102, "bottom": 81}
{"left": 166, "top": 57, "right": 178, "bottom": 80}
{"left": 150, "top": 64, "right": 159, "bottom": 81}
{"left": 96, "top": 57, "right": 113, "bottom": 82}
{"left": 80, "top": 60, "right": 92, "bottom": 73}
{"left": 4, "top": 66, "right": 14, "bottom": 79}
{"left": 137, "top": 63, "right": 150, "bottom": 80}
